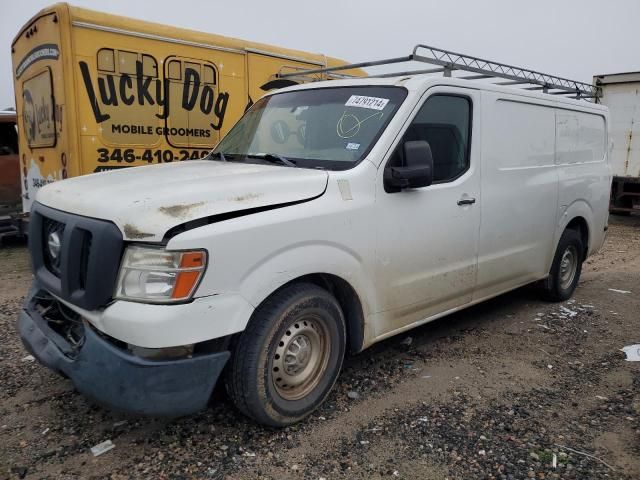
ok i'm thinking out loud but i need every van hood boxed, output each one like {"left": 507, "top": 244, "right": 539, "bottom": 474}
{"left": 36, "top": 161, "right": 328, "bottom": 242}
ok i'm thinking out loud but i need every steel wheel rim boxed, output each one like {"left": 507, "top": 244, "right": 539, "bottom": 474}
{"left": 559, "top": 245, "right": 578, "bottom": 290}
{"left": 272, "top": 316, "right": 330, "bottom": 401}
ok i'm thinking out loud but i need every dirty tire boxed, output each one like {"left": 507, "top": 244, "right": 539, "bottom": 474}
{"left": 541, "top": 228, "right": 584, "bottom": 302}
{"left": 225, "top": 283, "right": 346, "bottom": 427}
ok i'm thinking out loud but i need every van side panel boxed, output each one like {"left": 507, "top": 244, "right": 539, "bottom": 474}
{"left": 475, "top": 94, "right": 559, "bottom": 300}
{"left": 554, "top": 108, "right": 609, "bottom": 255}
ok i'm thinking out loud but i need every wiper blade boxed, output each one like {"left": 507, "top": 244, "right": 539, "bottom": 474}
{"left": 249, "top": 153, "right": 297, "bottom": 168}
{"left": 205, "top": 151, "right": 226, "bottom": 162}
{"left": 204, "top": 151, "right": 241, "bottom": 162}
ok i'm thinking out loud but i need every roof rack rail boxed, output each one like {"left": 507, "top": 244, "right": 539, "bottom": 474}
{"left": 274, "top": 64, "right": 357, "bottom": 85}
{"left": 278, "top": 44, "right": 599, "bottom": 101}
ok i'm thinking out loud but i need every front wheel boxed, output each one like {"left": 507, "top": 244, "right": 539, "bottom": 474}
{"left": 541, "top": 228, "right": 584, "bottom": 302}
{"left": 225, "top": 283, "right": 346, "bottom": 427}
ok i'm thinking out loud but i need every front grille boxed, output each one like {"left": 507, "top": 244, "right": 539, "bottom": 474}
{"left": 42, "top": 217, "right": 65, "bottom": 277}
{"left": 79, "top": 233, "right": 93, "bottom": 289}
{"left": 30, "top": 202, "right": 124, "bottom": 311}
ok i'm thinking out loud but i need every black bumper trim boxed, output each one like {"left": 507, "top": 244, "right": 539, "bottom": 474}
{"left": 18, "top": 287, "right": 229, "bottom": 417}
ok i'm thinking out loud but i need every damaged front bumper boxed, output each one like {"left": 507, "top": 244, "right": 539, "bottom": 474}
{"left": 17, "top": 283, "right": 229, "bottom": 417}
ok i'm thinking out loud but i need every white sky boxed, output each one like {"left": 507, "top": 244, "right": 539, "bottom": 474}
{"left": 1, "top": 0, "right": 639, "bottom": 107}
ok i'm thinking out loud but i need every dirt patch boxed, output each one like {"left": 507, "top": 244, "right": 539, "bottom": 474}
{"left": 122, "top": 224, "right": 154, "bottom": 239}
{"left": 158, "top": 202, "right": 205, "bottom": 218}
{"left": 1, "top": 216, "right": 639, "bottom": 479}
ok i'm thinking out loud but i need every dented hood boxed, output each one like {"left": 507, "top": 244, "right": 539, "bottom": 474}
{"left": 36, "top": 161, "right": 328, "bottom": 241}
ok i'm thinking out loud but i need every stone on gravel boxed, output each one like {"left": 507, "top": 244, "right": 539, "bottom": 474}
{"left": 90, "top": 439, "right": 115, "bottom": 457}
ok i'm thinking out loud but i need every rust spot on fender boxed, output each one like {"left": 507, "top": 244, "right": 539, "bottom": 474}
{"left": 158, "top": 202, "right": 205, "bottom": 218}
{"left": 123, "top": 224, "right": 154, "bottom": 239}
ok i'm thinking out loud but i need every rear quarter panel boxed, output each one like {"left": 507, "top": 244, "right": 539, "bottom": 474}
{"left": 555, "top": 105, "right": 610, "bottom": 256}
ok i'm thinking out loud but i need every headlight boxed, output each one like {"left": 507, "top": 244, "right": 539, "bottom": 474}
{"left": 115, "top": 246, "right": 207, "bottom": 303}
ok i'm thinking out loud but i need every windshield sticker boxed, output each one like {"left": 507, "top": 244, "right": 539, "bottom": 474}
{"left": 345, "top": 95, "right": 389, "bottom": 111}
{"left": 346, "top": 142, "right": 360, "bottom": 150}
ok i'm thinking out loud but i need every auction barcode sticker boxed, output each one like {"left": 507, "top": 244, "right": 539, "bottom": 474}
{"left": 345, "top": 95, "right": 389, "bottom": 110}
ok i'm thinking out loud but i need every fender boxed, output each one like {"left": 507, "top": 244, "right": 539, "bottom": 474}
{"left": 233, "top": 241, "right": 377, "bottom": 350}
{"left": 237, "top": 240, "right": 376, "bottom": 316}
{"left": 552, "top": 199, "right": 594, "bottom": 265}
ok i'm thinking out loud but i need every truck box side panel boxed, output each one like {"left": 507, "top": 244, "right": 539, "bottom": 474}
{"left": 600, "top": 82, "right": 640, "bottom": 178}
{"left": 69, "top": 23, "right": 248, "bottom": 175}
{"left": 11, "top": 7, "right": 73, "bottom": 212}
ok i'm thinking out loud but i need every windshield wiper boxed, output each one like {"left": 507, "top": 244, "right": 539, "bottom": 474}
{"left": 205, "top": 152, "right": 243, "bottom": 162}
{"left": 248, "top": 153, "right": 297, "bottom": 168}
{"left": 205, "top": 151, "right": 227, "bottom": 162}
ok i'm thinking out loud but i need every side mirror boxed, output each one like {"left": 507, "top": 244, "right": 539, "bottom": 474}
{"left": 384, "top": 140, "right": 434, "bottom": 192}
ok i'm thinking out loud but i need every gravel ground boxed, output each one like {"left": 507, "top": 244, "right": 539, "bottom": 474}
{"left": 1, "top": 216, "right": 639, "bottom": 480}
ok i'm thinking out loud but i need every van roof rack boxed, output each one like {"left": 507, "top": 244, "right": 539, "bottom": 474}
{"left": 278, "top": 44, "right": 599, "bottom": 101}
{"left": 275, "top": 64, "right": 356, "bottom": 84}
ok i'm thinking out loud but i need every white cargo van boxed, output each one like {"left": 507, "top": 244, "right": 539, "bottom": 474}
{"left": 18, "top": 46, "right": 611, "bottom": 426}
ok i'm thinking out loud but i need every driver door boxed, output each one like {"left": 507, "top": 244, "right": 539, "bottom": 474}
{"left": 373, "top": 87, "right": 481, "bottom": 336}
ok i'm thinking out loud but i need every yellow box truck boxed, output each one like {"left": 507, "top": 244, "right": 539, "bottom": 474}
{"left": 11, "top": 3, "right": 357, "bottom": 215}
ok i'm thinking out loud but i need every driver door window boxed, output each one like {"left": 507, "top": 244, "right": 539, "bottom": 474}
{"left": 390, "top": 94, "right": 471, "bottom": 183}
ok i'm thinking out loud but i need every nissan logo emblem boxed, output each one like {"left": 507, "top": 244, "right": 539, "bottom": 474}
{"left": 47, "top": 230, "right": 61, "bottom": 260}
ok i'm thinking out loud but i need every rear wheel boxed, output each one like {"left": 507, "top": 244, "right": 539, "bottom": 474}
{"left": 225, "top": 283, "right": 346, "bottom": 427}
{"left": 541, "top": 228, "right": 584, "bottom": 301}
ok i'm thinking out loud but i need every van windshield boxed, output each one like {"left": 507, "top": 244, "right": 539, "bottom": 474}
{"left": 213, "top": 86, "right": 407, "bottom": 170}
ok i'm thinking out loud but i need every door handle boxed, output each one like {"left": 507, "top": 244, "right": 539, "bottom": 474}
{"left": 457, "top": 197, "right": 476, "bottom": 206}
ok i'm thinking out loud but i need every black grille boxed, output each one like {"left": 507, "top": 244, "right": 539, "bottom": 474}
{"left": 29, "top": 202, "right": 124, "bottom": 311}
{"left": 79, "top": 232, "right": 93, "bottom": 289}
{"left": 42, "top": 217, "right": 65, "bottom": 277}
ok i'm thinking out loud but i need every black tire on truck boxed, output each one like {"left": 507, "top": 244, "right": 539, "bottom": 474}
{"left": 541, "top": 228, "right": 584, "bottom": 302}
{"left": 225, "top": 283, "right": 346, "bottom": 427}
